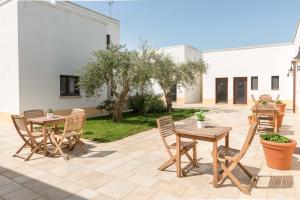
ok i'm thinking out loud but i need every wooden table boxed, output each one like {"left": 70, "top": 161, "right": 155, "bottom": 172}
{"left": 27, "top": 115, "right": 66, "bottom": 155}
{"left": 175, "top": 124, "right": 232, "bottom": 188}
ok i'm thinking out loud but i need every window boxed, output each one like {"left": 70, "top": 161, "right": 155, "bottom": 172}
{"left": 251, "top": 76, "right": 258, "bottom": 90}
{"left": 106, "top": 34, "right": 111, "bottom": 49}
{"left": 60, "top": 75, "right": 80, "bottom": 96}
{"left": 271, "top": 76, "right": 279, "bottom": 90}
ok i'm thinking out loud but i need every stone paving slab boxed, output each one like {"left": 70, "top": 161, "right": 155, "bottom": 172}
{"left": 0, "top": 106, "right": 299, "bottom": 199}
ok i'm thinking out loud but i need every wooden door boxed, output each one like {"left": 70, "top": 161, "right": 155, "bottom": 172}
{"left": 233, "top": 77, "right": 247, "bottom": 104}
{"left": 215, "top": 78, "right": 228, "bottom": 104}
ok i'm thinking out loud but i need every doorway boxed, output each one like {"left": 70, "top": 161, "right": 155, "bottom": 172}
{"left": 215, "top": 78, "right": 228, "bottom": 103}
{"left": 233, "top": 77, "right": 247, "bottom": 104}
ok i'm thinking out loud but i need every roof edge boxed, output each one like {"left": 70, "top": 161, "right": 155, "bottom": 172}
{"left": 202, "top": 42, "right": 293, "bottom": 53}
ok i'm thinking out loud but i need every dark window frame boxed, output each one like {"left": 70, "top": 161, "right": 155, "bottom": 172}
{"left": 271, "top": 76, "right": 279, "bottom": 90}
{"left": 251, "top": 76, "right": 258, "bottom": 90}
{"left": 60, "top": 75, "right": 80, "bottom": 96}
{"left": 106, "top": 34, "right": 111, "bottom": 49}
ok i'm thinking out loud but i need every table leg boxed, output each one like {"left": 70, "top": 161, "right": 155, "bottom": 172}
{"left": 213, "top": 141, "right": 218, "bottom": 187}
{"left": 43, "top": 125, "right": 48, "bottom": 156}
{"left": 176, "top": 134, "right": 181, "bottom": 178}
{"left": 192, "top": 139, "right": 197, "bottom": 166}
{"left": 225, "top": 134, "right": 229, "bottom": 166}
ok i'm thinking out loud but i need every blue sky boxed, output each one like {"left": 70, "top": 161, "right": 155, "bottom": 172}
{"left": 74, "top": 0, "right": 300, "bottom": 50}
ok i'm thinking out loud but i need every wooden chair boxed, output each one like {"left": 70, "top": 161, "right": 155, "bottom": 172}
{"left": 255, "top": 108, "right": 277, "bottom": 132}
{"left": 24, "top": 109, "right": 44, "bottom": 132}
{"left": 156, "top": 116, "right": 197, "bottom": 173}
{"left": 11, "top": 115, "right": 44, "bottom": 161}
{"left": 251, "top": 95, "right": 258, "bottom": 104}
{"left": 50, "top": 113, "right": 86, "bottom": 160}
{"left": 215, "top": 123, "right": 258, "bottom": 195}
{"left": 259, "top": 94, "right": 272, "bottom": 102}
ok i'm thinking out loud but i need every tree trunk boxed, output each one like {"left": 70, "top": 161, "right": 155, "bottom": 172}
{"left": 112, "top": 84, "right": 129, "bottom": 122}
{"left": 112, "top": 101, "right": 123, "bottom": 122}
{"left": 165, "top": 92, "right": 173, "bottom": 112}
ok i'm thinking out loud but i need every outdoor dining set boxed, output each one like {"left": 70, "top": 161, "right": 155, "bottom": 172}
{"left": 11, "top": 109, "right": 86, "bottom": 161}
{"left": 156, "top": 94, "right": 287, "bottom": 195}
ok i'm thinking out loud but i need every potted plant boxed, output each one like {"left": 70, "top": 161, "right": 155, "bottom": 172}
{"left": 275, "top": 99, "right": 286, "bottom": 113}
{"left": 260, "top": 133, "right": 297, "bottom": 170}
{"left": 195, "top": 110, "right": 206, "bottom": 128}
{"left": 47, "top": 108, "right": 54, "bottom": 118}
{"left": 260, "top": 99, "right": 268, "bottom": 106}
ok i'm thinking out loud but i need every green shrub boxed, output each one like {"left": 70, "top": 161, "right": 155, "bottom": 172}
{"left": 260, "top": 133, "right": 290, "bottom": 143}
{"left": 128, "top": 94, "right": 166, "bottom": 114}
{"left": 144, "top": 94, "right": 166, "bottom": 113}
{"left": 128, "top": 95, "right": 145, "bottom": 114}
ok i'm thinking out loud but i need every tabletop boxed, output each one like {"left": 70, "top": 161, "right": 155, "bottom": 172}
{"left": 27, "top": 115, "right": 66, "bottom": 124}
{"left": 175, "top": 123, "right": 232, "bottom": 139}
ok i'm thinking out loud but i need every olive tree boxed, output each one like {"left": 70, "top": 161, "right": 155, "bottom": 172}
{"left": 152, "top": 52, "right": 207, "bottom": 111}
{"left": 78, "top": 44, "right": 150, "bottom": 122}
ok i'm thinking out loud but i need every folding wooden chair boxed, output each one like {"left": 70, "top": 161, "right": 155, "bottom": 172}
{"left": 50, "top": 113, "right": 86, "bottom": 160}
{"left": 215, "top": 123, "right": 258, "bottom": 195}
{"left": 156, "top": 116, "right": 197, "bottom": 173}
{"left": 255, "top": 109, "right": 277, "bottom": 132}
{"left": 11, "top": 115, "right": 44, "bottom": 161}
{"left": 251, "top": 95, "right": 258, "bottom": 104}
{"left": 24, "top": 109, "right": 44, "bottom": 132}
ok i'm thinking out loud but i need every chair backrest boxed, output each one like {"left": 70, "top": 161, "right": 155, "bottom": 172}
{"left": 259, "top": 94, "right": 272, "bottom": 102}
{"left": 71, "top": 108, "right": 86, "bottom": 116}
{"left": 157, "top": 115, "right": 175, "bottom": 138}
{"left": 24, "top": 109, "right": 44, "bottom": 119}
{"left": 62, "top": 113, "right": 86, "bottom": 138}
{"left": 236, "top": 123, "right": 258, "bottom": 160}
{"left": 251, "top": 95, "right": 257, "bottom": 104}
{"left": 11, "top": 115, "right": 36, "bottom": 146}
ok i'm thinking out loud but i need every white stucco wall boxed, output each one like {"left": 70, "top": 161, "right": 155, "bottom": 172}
{"left": 0, "top": 0, "right": 20, "bottom": 113}
{"left": 17, "top": 1, "right": 120, "bottom": 112}
{"left": 202, "top": 43, "right": 295, "bottom": 106}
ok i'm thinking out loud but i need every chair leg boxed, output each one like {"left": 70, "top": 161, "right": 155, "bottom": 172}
{"left": 14, "top": 143, "right": 26, "bottom": 156}
{"left": 51, "top": 136, "right": 68, "bottom": 160}
{"left": 158, "top": 158, "right": 175, "bottom": 171}
{"left": 79, "top": 139, "right": 86, "bottom": 154}
{"left": 25, "top": 142, "right": 43, "bottom": 161}
{"left": 184, "top": 151, "right": 194, "bottom": 163}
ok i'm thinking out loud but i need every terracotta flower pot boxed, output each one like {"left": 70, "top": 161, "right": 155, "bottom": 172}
{"left": 276, "top": 103, "right": 286, "bottom": 113}
{"left": 277, "top": 113, "right": 284, "bottom": 128}
{"left": 260, "top": 139, "right": 297, "bottom": 170}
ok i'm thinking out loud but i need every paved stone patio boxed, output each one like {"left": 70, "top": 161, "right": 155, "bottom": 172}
{"left": 0, "top": 106, "right": 299, "bottom": 200}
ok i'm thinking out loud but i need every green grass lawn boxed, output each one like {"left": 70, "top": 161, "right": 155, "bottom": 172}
{"left": 83, "top": 108, "right": 198, "bottom": 142}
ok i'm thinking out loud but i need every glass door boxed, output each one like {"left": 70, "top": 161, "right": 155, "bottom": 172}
{"left": 216, "top": 78, "right": 228, "bottom": 103}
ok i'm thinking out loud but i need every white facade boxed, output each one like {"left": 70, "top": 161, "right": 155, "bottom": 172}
{"left": 0, "top": 0, "right": 120, "bottom": 115}
{"left": 152, "top": 45, "right": 203, "bottom": 104}
{"left": 202, "top": 43, "right": 295, "bottom": 107}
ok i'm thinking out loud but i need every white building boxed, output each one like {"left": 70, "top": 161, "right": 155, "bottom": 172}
{"left": 160, "top": 20, "right": 300, "bottom": 114}
{"left": 0, "top": 0, "right": 120, "bottom": 120}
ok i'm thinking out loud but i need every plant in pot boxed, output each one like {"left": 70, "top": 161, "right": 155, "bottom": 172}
{"left": 260, "top": 133, "right": 297, "bottom": 170}
{"left": 260, "top": 99, "right": 268, "bottom": 107}
{"left": 275, "top": 99, "right": 286, "bottom": 113}
{"left": 47, "top": 108, "right": 54, "bottom": 118}
{"left": 195, "top": 110, "right": 206, "bottom": 128}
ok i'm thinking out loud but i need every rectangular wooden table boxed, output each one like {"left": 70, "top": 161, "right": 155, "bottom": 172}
{"left": 175, "top": 124, "right": 232, "bottom": 188}
{"left": 27, "top": 115, "right": 66, "bottom": 156}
